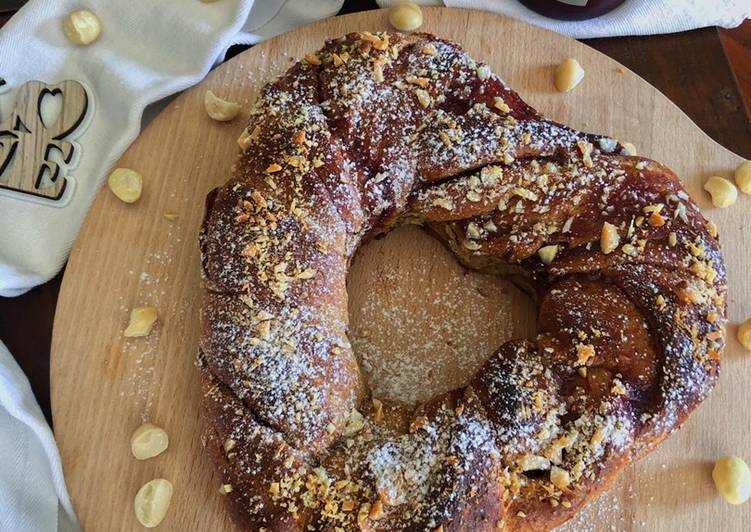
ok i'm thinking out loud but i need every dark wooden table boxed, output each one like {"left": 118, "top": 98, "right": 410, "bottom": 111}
{"left": 1, "top": 3, "right": 750, "bottom": 426}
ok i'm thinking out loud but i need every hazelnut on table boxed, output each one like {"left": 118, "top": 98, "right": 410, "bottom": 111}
{"left": 204, "top": 90, "right": 241, "bottom": 122}
{"left": 555, "top": 58, "right": 585, "bottom": 92}
{"left": 108, "top": 168, "right": 143, "bottom": 203}
{"left": 713, "top": 456, "right": 751, "bottom": 505}
{"left": 134, "top": 478, "right": 173, "bottom": 528}
{"left": 131, "top": 423, "right": 169, "bottom": 460}
{"left": 63, "top": 10, "right": 101, "bottom": 46}
{"left": 703, "top": 176, "right": 737, "bottom": 208}
{"left": 124, "top": 307, "right": 158, "bottom": 338}
{"left": 735, "top": 160, "right": 751, "bottom": 194}
{"left": 389, "top": 3, "right": 423, "bottom": 32}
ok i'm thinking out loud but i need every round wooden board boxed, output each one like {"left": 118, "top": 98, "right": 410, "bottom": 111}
{"left": 51, "top": 7, "right": 750, "bottom": 532}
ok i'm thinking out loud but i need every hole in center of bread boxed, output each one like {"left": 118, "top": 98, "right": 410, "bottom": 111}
{"left": 347, "top": 225, "right": 536, "bottom": 406}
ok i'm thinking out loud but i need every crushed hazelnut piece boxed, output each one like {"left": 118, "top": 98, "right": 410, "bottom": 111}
{"left": 493, "top": 97, "right": 510, "bottom": 113}
{"left": 576, "top": 343, "right": 595, "bottom": 366}
{"left": 550, "top": 466, "right": 571, "bottom": 490}
{"left": 369, "top": 500, "right": 384, "bottom": 520}
{"left": 304, "top": 54, "right": 321, "bottom": 65}
{"left": 124, "top": 307, "right": 158, "bottom": 338}
{"left": 600, "top": 222, "right": 620, "bottom": 254}
{"left": 422, "top": 44, "right": 437, "bottom": 55}
{"left": 538, "top": 245, "right": 559, "bottom": 265}
{"left": 415, "top": 88, "right": 431, "bottom": 108}
{"left": 432, "top": 198, "right": 454, "bottom": 210}
{"left": 372, "top": 398, "right": 384, "bottom": 423}
{"left": 648, "top": 211, "right": 666, "bottom": 227}
{"left": 297, "top": 268, "right": 316, "bottom": 279}
{"left": 266, "top": 163, "right": 282, "bottom": 173}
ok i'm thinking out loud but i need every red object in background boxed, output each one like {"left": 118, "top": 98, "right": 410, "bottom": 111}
{"left": 518, "top": 0, "right": 626, "bottom": 20}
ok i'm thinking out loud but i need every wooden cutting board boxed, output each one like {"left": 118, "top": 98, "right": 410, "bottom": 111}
{"left": 50, "top": 7, "right": 750, "bottom": 532}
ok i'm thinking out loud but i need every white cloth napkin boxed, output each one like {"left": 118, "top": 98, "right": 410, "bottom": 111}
{"left": 0, "top": 1, "right": 341, "bottom": 530}
{"left": 0, "top": 340, "right": 78, "bottom": 532}
{"left": 378, "top": 0, "right": 751, "bottom": 38}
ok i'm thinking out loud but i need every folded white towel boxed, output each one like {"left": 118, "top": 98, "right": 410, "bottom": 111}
{"left": 0, "top": 340, "right": 78, "bottom": 532}
{"left": 378, "top": 0, "right": 751, "bottom": 38}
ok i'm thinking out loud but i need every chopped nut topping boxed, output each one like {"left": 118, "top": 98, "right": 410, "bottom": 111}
{"left": 648, "top": 211, "right": 666, "bottom": 227}
{"left": 266, "top": 163, "right": 282, "bottom": 173}
{"left": 422, "top": 44, "right": 437, "bottom": 55}
{"left": 369, "top": 500, "right": 384, "bottom": 520}
{"left": 600, "top": 222, "right": 620, "bottom": 254}
{"left": 293, "top": 130, "right": 306, "bottom": 145}
{"left": 466, "top": 190, "right": 482, "bottom": 202}
{"left": 538, "top": 245, "right": 559, "bottom": 265}
{"left": 410, "top": 416, "right": 429, "bottom": 433}
{"left": 512, "top": 186, "right": 538, "bottom": 201}
{"left": 493, "top": 96, "right": 510, "bottom": 113}
{"left": 373, "top": 60, "right": 385, "bottom": 82}
{"left": 621, "top": 243, "right": 638, "bottom": 257}
{"left": 304, "top": 54, "right": 321, "bottom": 65}
{"left": 466, "top": 222, "right": 482, "bottom": 239}
{"left": 463, "top": 239, "right": 481, "bottom": 251}
{"left": 706, "top": 220, "right": 718, "bottom": 238}
{"left": 520, "top": 455, "right": 551, "bottom": 471}
{"left": 257, "top": 320, "right": 271, "bottom": 340}
{"left": 576, "top": 343, "right": 595, "bottom": 366}
{"left": 372, "top": 398, "right": 384, "bottom": 423}
{"left": 406, "top": 75, "right": 429, "bottom": 88}
{"left": 550, "top": 466, "right": 571, "bottom": 490}
{"left": 241, "top": 243, "right": 258, "bottom": 258}
{"left": 415, "top": 88, "right": 431, "bottom": 108}
{"left": 432, "top": 198, "right": 454, "bottom": 210}
{"left": 297, "top": 268, "right": 316, "bottom": 279}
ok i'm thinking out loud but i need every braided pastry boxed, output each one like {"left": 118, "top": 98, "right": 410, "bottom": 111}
{"left": 199, "top": 32, "right": 726, "bottom": 531}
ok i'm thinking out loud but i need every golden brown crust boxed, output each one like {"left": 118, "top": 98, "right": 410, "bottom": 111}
{"left": 199, "top": 31, "right": 726, "bottom": 531}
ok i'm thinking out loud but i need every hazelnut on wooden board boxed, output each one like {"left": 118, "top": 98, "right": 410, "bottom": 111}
{"left": 204, "top": 90, "right": 241, "bottom": 122}
{"left": 703, "top": 176, "right": 737, "bottom": 208}
{"left": 108, "top": 168, "right": 143, "bottom": 203}
{"left": 735, "top": 160, "right": 751, "bottom": 194}
{"left": 712, "top": 456, "right": 751, "bottom": 505}
{"left": 63, "top": 10, "right": 101, "bottom": 46}
{"left": 388, "top": 3, "right": 423, "bottom": 32}
{"left": 134, "top": 478, "right": 173, "bottom": 528}
{"left": 554, "top": 58, "right": 584, "bottom": 92}
{"left": 131, "top": 423, "right": 169, "bottom": 460}
{"left": 124, "top": 307, "right": 158, "bottom": 338}
{"left": 738, "top": 319, "right": 751, "bottom": 351}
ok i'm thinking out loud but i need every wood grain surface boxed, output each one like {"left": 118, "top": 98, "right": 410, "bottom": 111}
{"left": 50, "top": 8, "right": 749, "bottom": 531}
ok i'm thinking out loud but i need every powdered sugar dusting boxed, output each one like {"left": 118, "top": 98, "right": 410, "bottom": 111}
{"left": 348, "top": 225, "right": 535, "bottom": 405}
